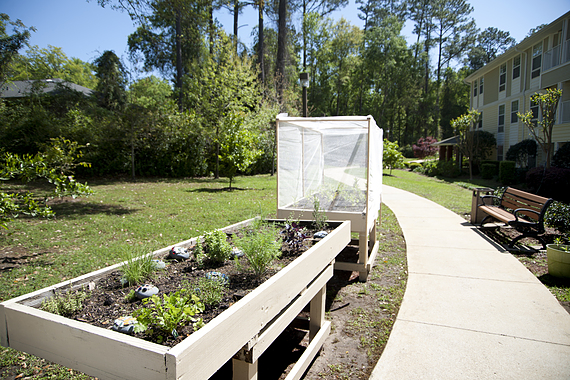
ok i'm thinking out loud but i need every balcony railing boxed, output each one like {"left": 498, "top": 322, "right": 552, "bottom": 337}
{"left": 543, "top": 44, "right": 561, "bottom": 71}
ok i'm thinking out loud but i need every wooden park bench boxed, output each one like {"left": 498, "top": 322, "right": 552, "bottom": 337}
{"left": 478, "top": 187, "right": 553, "bottom": 250}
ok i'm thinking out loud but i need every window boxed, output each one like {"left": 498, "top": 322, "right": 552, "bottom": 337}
{"left": 497, "top": 145, "right": 504, "bottom": 161}
{"left": 498, "top": 105, "right": 505, "bottom": 133}
{"left": 499, "top": 64, "right": 506, "bottom": 92}
{"left": 530, "top": 99, "right": 539, "bottom": 120}
{"left": 473, "top": 80, "right": 478, "bottom": 97}
{"left": 479, "top": 77, "right": 484, "bottom": 94}
{"left": 478, "top": 112, "right": 483, "bottom": 129}
{"left": 511, "top": 100, "right": 519, "bottom": 123}
{"left": 512, "top": 56, "right": 521, "bottom": 79}
{"left": 532, "top": 42, "right": 542, "bottom": 78}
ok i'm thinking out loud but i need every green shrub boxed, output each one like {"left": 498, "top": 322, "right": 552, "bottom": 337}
{"left": 202, "top": 229, "right": 232, "bottom": 264}
{"left": 399, "top": 144, "right": 415, "bottom": 158}
{"left": 480, "top": 160, "right": 500, "bottom": 179}
{"left": 545, "top": 201, "right": 570, "bottom": 236}
{"left": 506, "top": 139, "right": 537, "bottom": 168}
{"left": 236, "top": 225, "right": 282, "bottom": 277}
{"left": 552, "top": 143, "right": 570, "bottom": 169}
{"left": 499, "top": 161, "right": 516, "bottom": 184}
{"left": 437, "top": 160, "right": 461, "bottom": 177}
{"left": 408, "top": 162, "right": 422, "bottom": 171}
{"left": 420, "top": 160, "right": 439, "bottom": 176}
{"left": 526, "top": 167, "right": 570, "bottom": 203}
{"left": 481, "top": 163, "right": 496, "bottom": 179}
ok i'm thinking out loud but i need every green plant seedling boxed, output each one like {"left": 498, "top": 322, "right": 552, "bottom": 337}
{"left": 40, "top": 287, "right": 89, "bottom": 317}
{"left": 235, "top": 224, "right": 282, "bottom": 277}
{"left": 202, "top": 229, "right": 232, "bottom": 264}
{"left": 133, "top": 289, "right": 205, "bottom": 343}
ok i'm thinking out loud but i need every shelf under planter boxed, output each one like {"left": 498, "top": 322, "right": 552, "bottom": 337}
{"left": 0, "top": 218, "right": 351, "bottom": 380}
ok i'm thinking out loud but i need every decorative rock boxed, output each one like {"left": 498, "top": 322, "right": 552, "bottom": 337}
{"left": 206, "top": 271, "right": 229, "bottom": 285}
{"left": 314, "top": 231, "right": 328, "bottom": 239}
{"left": 112, "top": 316, "right": 139, "bottom": 335}
{"left": 135, "top": 284, "right": 159, "bottom": 299}
{"left": 152, "top": 259, "right": 166, "bottom": 269}
{"left": 231, "top": 247, "right": 244, "bottom": 258}
{"left": 168, "top": 246, "right": 190, "bottom": 260}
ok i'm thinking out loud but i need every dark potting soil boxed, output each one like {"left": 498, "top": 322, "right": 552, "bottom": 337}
{"left": 66, "top": 225, "right": 333, "bottom": 348}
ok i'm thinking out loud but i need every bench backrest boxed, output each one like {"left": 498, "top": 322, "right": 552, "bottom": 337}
{"left": 500, "top": 187, "right": 552, "bottom": 222}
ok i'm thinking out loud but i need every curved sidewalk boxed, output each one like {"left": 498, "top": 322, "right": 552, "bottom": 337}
{"left": 370, "top": 185, "right": 570, "bottom": 380}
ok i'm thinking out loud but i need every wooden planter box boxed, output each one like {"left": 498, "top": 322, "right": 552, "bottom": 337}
{"left": 0, "top": 219, "right": 351, "bottom": 380}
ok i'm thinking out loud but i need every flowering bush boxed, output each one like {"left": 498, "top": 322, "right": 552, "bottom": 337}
{"left": 412, "top": 137, "right": 438, "bottom": 159}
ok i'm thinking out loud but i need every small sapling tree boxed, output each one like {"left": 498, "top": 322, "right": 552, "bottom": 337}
{"left": 517, "top": 88, "right": 562, "bottom": 168}
{"left": 383, "top": 139, "right": 404, "bottom": 175}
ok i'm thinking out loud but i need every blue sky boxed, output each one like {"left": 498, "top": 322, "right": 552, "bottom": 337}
{"left": 2, "top": 0, "right": 569, "bottom": 70}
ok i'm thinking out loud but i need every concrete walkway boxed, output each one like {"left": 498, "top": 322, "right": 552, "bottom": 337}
{"left": 369, "top": 185, "right": 570, "bottom": 380}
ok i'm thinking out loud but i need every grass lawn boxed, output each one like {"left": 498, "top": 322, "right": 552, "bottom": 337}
{"left": 0, "top": 175, "right": 278, "bottom": 301}
{"left": 382, "top": 168, "right": 479, "bottom": 218}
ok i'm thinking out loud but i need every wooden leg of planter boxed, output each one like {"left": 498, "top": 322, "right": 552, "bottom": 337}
{"left": 309, "top": 285, "right": 326, "bottom": 341}
{"left": 358, "top": 231, "right": 369, "bottom": 282}
{"left": 233, "top": 357, "right": 258, "bottom": 380}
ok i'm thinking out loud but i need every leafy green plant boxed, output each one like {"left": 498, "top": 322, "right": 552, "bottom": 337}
{"left": 120, "top": 246, "right": 158, "bottom": 286}
{"left": 133, "top": 289, "right": 205, "bottom": 343}
{"left": 236, "top": 225, "right": 282, "bottom": 277}
{"left": 195, "top": 277, "right": 227, "bottom": 307}
{"left": 383, "top": 139, "right": 404, "bottom": 175}
{"left": 40, "top": 287, "right": 88, "bottom": 317}
{"left": 553, "top": 237, "right": 569, "bottom": 251}
{"left": 202, "top": 229, "right": 232, "bottom": 264}
{"left": 546, "top": 202, "right": 570, "bottom": 237}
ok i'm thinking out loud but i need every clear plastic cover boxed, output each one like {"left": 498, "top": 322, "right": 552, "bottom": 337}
{"left": 277, "top": 116, "right": 383, "bottom": 231}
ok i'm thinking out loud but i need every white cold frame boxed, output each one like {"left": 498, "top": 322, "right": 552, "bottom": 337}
{"left": 275, "top": 115, "right": 383, "bottom": 281}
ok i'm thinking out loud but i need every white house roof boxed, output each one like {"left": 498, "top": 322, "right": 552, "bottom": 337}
{"left": 0, "top": 79, "right": 93, "bottom": 98}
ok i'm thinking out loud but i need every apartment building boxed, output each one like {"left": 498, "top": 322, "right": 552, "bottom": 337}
{"left": 464, "top": 11, "right": 570, "bottom": 166}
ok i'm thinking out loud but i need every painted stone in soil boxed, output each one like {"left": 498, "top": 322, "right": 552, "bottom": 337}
{"left": 168, "top": 246, "right": 190, "bottom": 260}
{"left": 206, "top": 271, "right": 229, "bottom": 285}
{"left": 112, "top": 316, "right": 138, "bottom": 334}
{"left": 231, "top": 247, "right": 244, "bottom": 258}
{"left": 135, "top": 284, "right": 159, "bottom": 299}
{"left": 314, "top": 231, "right": 329, "bottom": 239}
{"left": 152, "top": 259, "right": 166, "bottom": 269}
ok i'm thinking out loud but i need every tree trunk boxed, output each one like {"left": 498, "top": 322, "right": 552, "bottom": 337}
{"left": 176, "top": 9, "right": 183, "bottom": 112}
{"left": 276, "top": 0, "right": 287, "bottom": 105}
{"left": 258, "top": 0, "right": 265, "bottom": 84}
{"left": 233, "top": 0, "right": 239, "bottom": 52}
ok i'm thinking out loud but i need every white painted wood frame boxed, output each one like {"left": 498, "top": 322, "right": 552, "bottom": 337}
{"left": 0, "top": 219, "right": 351, "bottom": 380}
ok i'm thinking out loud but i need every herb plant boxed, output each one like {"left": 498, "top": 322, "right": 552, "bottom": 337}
{"left": 120, "top": 246, "right": 158, "bottom": 286}
{"left": 195, "top": 277, "right": 227, "bottom": 307}
{"left": 133, "top": 289, "right": 205, "bottom": 343}
{"left": 40, "top": 288, "right": 88, "bottom": 317}
{"left": 281, "top": 215, "right": 308, "bottom": 252}
{"left": 312, "top": 196, "right": 329, "bottom": 231}
{"left": 236, "top": 225, "right": 282, "bottom": 277}
{"left": 202, "top": 229, "right": 232, "bottom": 264}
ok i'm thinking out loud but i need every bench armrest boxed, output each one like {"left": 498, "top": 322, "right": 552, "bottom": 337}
{"left": 479, "top": 194, "right": 499, "bottom": 207}
{"left": 512, "top": 208, "right": 540, "bottom": 224}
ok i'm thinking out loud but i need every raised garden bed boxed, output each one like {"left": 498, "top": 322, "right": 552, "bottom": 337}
{"left": 0, "top": 218, "right": 351, "bottom": 380}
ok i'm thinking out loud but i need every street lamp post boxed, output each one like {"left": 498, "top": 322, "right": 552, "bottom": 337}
{"left": 300, "top": 72, "right": 309, "bottom": 117}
